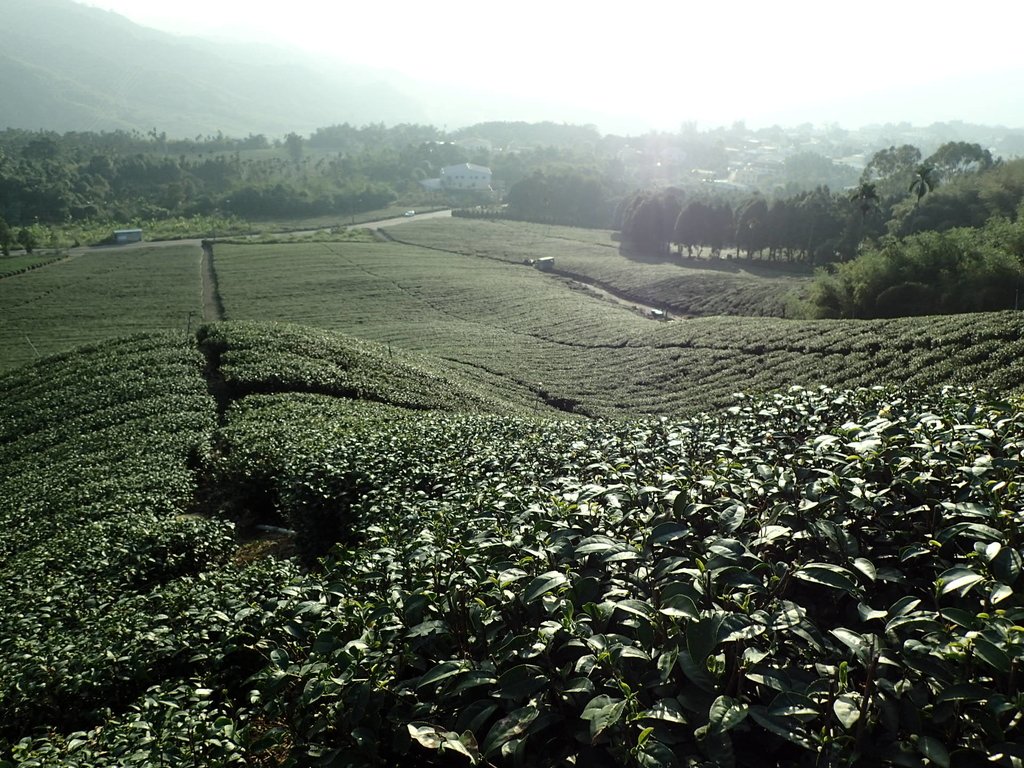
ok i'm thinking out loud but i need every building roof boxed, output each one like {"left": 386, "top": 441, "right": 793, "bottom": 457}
{"left": 441, "top": 163, "right": 492, "bottom": 175}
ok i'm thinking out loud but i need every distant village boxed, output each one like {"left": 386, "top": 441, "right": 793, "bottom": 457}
{"left": 434, "top": 121, "right": 1021, "bottom": 198}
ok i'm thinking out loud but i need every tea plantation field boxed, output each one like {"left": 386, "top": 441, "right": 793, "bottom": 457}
{"left": 0, "top": 244, "right": 201, "bottom": 372}
{"left": 212, "top": 238, "right": 1024, "bottom": 417}
{"left": 3, "top": 324, "right": 1024, "bottom": 766}
{"left": 384, "top": 218, "right": 807, "bottom": 317}
{"left": 5, "top": 218, "right": 1024, "bottom": 765}
{"left": 3, "top": 227, "right": 1023, "bottom": 421}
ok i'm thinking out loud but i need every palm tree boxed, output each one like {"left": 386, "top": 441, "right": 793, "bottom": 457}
{"left": 908, "top": 164, "right": 937, "bottom": 204}
{"left": 850, "top": 182, "right": 879, "bottom": 219}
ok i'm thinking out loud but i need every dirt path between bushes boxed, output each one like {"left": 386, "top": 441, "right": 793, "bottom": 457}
{"left": 201, "top": 240, "right": 225, "bottom": 322}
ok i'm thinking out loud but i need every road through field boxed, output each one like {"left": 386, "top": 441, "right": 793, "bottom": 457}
{"left": 358, "top": 209, "right": 452, "bottom": 230}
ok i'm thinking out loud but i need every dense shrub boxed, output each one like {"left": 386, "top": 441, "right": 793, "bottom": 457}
{"left": 809, "top": 218, "right": 1024, "bottom": 318}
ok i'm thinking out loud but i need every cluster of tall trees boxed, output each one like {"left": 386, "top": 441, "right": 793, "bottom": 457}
{"left": 619, "top": 186, "right": 869, "bottom": 264}
{"left": 504, "top": 167, "right": 622, "bottom": 227}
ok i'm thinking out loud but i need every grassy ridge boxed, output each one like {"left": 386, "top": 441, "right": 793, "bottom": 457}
{"left": 198, "top": 321, "right": 543, "bottom": 415}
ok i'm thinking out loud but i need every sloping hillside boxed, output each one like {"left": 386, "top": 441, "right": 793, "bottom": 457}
{"left": 0, "top": 0, "right": 426, "bottom": 135}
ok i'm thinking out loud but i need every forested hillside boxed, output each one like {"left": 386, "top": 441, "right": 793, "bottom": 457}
{"left": 0, "top": 0, "right": 427, "bottom": 136}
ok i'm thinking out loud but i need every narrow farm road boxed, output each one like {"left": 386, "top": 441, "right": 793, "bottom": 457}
{"left": 382, "top": 220, "right": 675, "bottom": 321}
{"left": 356, "top": 209, "right": 452, "bottom": 230}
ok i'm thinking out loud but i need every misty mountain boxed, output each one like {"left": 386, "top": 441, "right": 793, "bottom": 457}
{"left": 0, "top": 0, "right": 438, "bottom": 137}
{"left": 4, "top": 0, "right": 1023, "bottom": 140}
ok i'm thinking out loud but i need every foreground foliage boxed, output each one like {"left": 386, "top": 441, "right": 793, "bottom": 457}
{"left": 223, "top": 386, "right": 1024, "bottom": 767}
{"left": 3, "top": 326, "right": 1024, "bottom": 766}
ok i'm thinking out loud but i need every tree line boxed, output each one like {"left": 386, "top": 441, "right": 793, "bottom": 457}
{"left": 619, "top": 185, "right": 868, "bottom": 264}
{"left": 618, "top": 141, "right": 1014, "bottom": 265}
{"left": 0, "top": 123, "right": 628, "bottom": 231}
{"left": 613, "top": 142, "right": 1024, "bottom": 319}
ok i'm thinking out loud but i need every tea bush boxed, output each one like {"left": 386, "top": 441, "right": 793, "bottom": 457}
{"left": 5, "top": 326, "right": 1024, "bottom": 767}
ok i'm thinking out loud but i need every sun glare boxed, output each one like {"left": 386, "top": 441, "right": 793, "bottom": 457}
{"left": 83, "top": 0, "right": 1024, "bottom": 129}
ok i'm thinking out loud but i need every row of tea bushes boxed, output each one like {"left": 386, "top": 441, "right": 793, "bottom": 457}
{"left": 197, "top": 322, "right": 534, "bottom": 415}
{"left": 0, "top": 335, "right": 300, "bottom": 743}
{"left": 211, "top": 392, "right": 603, "bottom": 560}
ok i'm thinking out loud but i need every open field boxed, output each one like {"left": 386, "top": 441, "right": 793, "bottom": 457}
{"left": 0, "top": 244, "right": 201, "bottom": 371}
{"left": 385, "top": 218, "right": 810, "bottom": 317}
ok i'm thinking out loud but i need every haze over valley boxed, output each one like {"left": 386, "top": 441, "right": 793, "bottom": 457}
{"left": 4, "top": 0, "right": 1024, "bottom": 136}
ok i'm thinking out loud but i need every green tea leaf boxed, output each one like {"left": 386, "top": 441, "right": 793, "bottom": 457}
{"left": 938, "top": 567, "right": 985, "bottom": 596}
{"left": 793, "top": 563, "right": 860, "bottom": 595}
{"left": 917, "top": 735, "right": 950, "bottom": 768}
{"left": 523, "top": 571, "right": 567, "bottom": 603}
{"left": 709, "top": 695, "right": 749, "bottom": 732}
{"left": 408, "top": 723, "right": 445, "bottom": 750}
{"left": 581, "top": 695, "right": 627, "bottom": 743}
{"left": 687, "top": 615, "right": 724, "bottom": 662}
{"left": 974, "top": 637, "right": 1011, "bottom": 674}
{"left": 659, "top": 590, "right": 700, "bottom": 620}
{"left": 642, "top": 698, "right": 688, "bottom": 724}
{"left": 481, "top": 706, "right": 538, "bottom": 757}
{"left": 852, "top": 558, "right": 876, "bottom": 581}
{"left": 833, "top": 693, "right": 861, "bottom": 729}
{"left": 935, "top": 683, "right": 989, "bottom": 704}
{"left": 418, "top": 660, "right": 468, "bottom": 689}
{"left": 497, "top": 664, "right": 548, "bottom": 700}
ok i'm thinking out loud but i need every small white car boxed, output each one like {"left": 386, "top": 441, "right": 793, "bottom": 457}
{"left": 403, "top": 210, "right": 416, "bottom": 217}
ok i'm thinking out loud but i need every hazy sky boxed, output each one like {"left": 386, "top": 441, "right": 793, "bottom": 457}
{"left": 81, "top": 0, "right": 1024, "bottom": 130}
